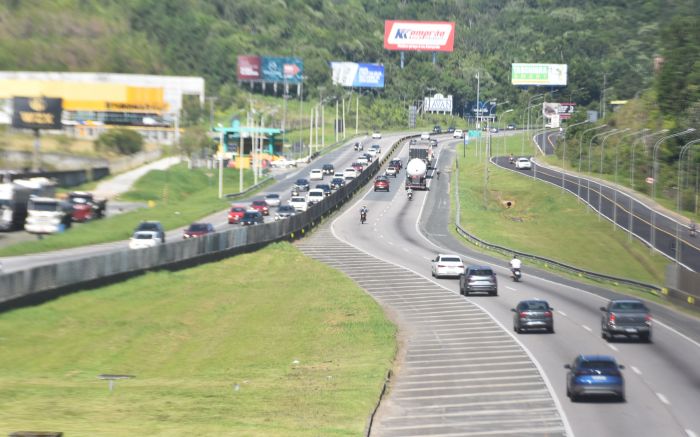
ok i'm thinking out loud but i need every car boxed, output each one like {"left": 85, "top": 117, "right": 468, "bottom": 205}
{"left": 373, "top": 176, "right": 390, "bottom": 192}
{"left": 228, "top": 205, "right": 247, "bottom": 224}
{"left": 459, "top": 266, "right": 497, "bottom": 296}
{"left": 507, "top": 124, "right": 516, "bottom": 130}
{"left": 600, "top": 299, "right": 652, "bottom": 342}
{"left": 420, "top": 132, "right": 431, "bottom": 140}
{"left": 343, "top": 167, "right": 358, "bottom": 179}
{"left": 275, "top": 204, "right": 297, "bottom": 220}
{"left": 447, "top": 126, "right": 455, "bottom": 133}
{"left": 385, "top": 166, "right": 398, "bottom": 177}
{"left": 309, "top": 169, "right": 324, "bottom": 181}
{"left": 453, "top": 129, "right": 464, "bottom": 139}
{"left": 515, "top": 157, "right": 532, "bottom": 170}
{"left": 353, "top": 142, "right": 363, "bottom": 151}
{"left": 289, "top": 196, "right": 308, "bottom": 212}
{"left": 370, "top": 144, "right": 381, "bottom": 153}
{"left": 433, "top": 125, "right": 442, "bottom": 134}
{"left": 512, "top": 300, "right": 554, "bottom": 333}
{"left": 307, "top": 188, "right": 325, "bottom": 205}
{"left": 271, "top": 157, "right": 297, "bottom": 168}
{"left": 362, "top": 152, "right": 374, "bottom": 162}
{"left": 330, "top": 177, "right": 345, "bottom": 190}
{"left": 351, "top": 162, "right": 365, "bottom": 173}
{"left": 294, "top": 178, "right": 310, "bottom": 192}
{"left": 431, "top": 254, "right": 464, "bottom": 278}
{"left": 264, "top": 193, "right": 281, "bottom": 207}
{"left": 481, "top": 126, "right": 488, "bottom": 131}
{"left": 183, "top": 222, "right": 215, "bottom": 239}
{"left": 429, "top": 139, "right": 438, "bottom": 148}
{"left": 371, "top": 132, "right": 382, "bottom": 139}
{"left": 565, "top": 355, "right": 625, "bottom": 402}
{"left": 315, "top": 183, "right": 332, "bottom": 196}
{"left": 240, "top": 210, "right": 264, "bottom": 226}
{"left": 129, "top": 230, "right": 163, "bottom": 249}
{"left": 322, "top": 163, "right": 335, "bottom": 175}
{"left": 333, "top": 171, "right": 345, "bottom": 180}
{"left": 250, "top": 199, "right": 270, "bottom": 216}
{"left": 134, "top": 220, "right": 165, "bottom": 243}
{"left": 409, "top": 138, "right": 418, "bottom": 145}
{"left": 490, "top": 127, "right": 499, "bottom": 133}
{"left": 367, "top": 148, "right": 378, "bottom": 157}
{"left": 390, "top": 159, "right": 402, "bottom": 170}
{"left": 356, "top": 155, "right": 370, "bottom": 165}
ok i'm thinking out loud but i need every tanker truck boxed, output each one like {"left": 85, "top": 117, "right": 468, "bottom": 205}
{"left": 406, "top": 158, "right": 428, "bottom": 190}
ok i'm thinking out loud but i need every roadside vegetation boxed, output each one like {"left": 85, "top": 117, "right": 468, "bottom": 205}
{"left": 454, "top": 132, "right": 669, "bottom": 285}
{"left": 0, "top": 164, "right": 268, "bottom": 257}
{"left": 0, "top": 242, "right": 396, "bottom": 436}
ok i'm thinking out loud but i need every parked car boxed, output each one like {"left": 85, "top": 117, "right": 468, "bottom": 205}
{"left": 289, "top": 196, "right": 308, "bottom": 212}
{"left": 453, "top": 129, "right": 464, "bottom": 139}
{"left": 371, "top": 132, "right": 382, "bottom": 139}
{"left": 315, "top": 183, "right": 332, "bottom": 196}
{"left": 271, "top": 157, "right": 297, "bottom": 168}
{"left": 385, "top": 166, "right": 398, "bottom": 177}
{"left": 512, "top": 300, "right": 554, "bottom": 333}
{"left": 240, "top": 210, "right": 264, "bottom": 226}
{"left": 183, "top": 222, "right": 215, "bottom": 239}
{"left": 420, "top": 132, "right": 431, "bottom": 140}
{"left": 565, "top": 355, "right": 625, "bottom": 402}
{"left": 129, "top": 230, "right": 163, "bottom": 249}
{"left": 294, "top": 178, "right": 310, "bottom": 192}
{"left": 331, "top": 177, "right": 345, "bottom": 190}
{"left": 250, "top": 199, "right": 270, "bottom": 216}
{"left": 431, "top": 254, "right": 464, "bottom": 279}
{"left": 373, "top": 176, "right": 390, "bottom": 192}
{"left": 515, "top": 157, "right": 532, "bottom": 170}
{"left": 275, "top": 204, "right": 297, "bottom": 220}
{"left": 228, "top": 205, "right": 247, "bottom": 224}
{"left": 322, "top": 163, "right": 335, "bottom": 175}
{"left": 459, "top": 266, "right": 498, "bottom": 296}
{"left": 343, "top": 167, "right": 358, "bottom": 179}
{"left": 134, "top": 220, "right": 165, "bottom": 243}
{"left": 309, "top": 169, "right": 324, "bottom": 181}
{"left": 264, "top": 193, "right": 281, "bottom": 207}
{"left": 307, "top": 188, "right": 325, "bottom": 205}
{"left": 600, "top": 299, "right": 652, "bottom": 342}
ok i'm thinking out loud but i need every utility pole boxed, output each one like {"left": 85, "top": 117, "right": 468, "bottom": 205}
{"left": 601, "top": 73, "right": 607, "bottom": 119}
{"left": 355, "top": 91, "right": 359, "bottom": 135}
{"left": 335, "top": 98, "right": 339, "bottom": 143}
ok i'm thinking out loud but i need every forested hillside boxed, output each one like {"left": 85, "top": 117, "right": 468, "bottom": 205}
{"left": 0, "top": 0, "right": 696, "bottom": 117}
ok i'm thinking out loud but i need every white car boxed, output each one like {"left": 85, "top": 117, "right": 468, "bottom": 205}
{"left": 515, "top": 157, "right": 532, "bottom": 170}
{"left": 420, "top": 132, "right": 431, "bottom": 140}
{"left": 309, "top": 169, "right": 324, "bottom": 180}
{"left": 333, "top": 172, "right": 345, "bottom": 179}
{"left": 385, "top": 166, "right": 398, "bottom": 177}
{"left": 453, "top": 129, "right": 464, "bottom": 139}
{"left": 271, "top": 157, "right": 297, "bottom": 168}
{"left": 288, "top": 196, "right": 308, "bottom": 212}
{"left": 307, "top": 188, "right": 325, "bottom": 205}
{"left": 264, "top": 193, "right": 281, "bottom": 207}
{"left": 371, "top": 144, "right": 381, "bottom": 153}
{"left": 367, "top": 148, "right": 378, "bottom": 157}
{"left": 343, "top": 167, "right": 358, "bottom": 179}
{"left": 357, "top": 156, "right": 370, "bottom": 165}
{"left": 129, "top": 231, "right": 162, "bottom": 250}
{"left": 371, "top": 132, "right": 382, "bottom": 139}
{"left": 431, "top": 254, "right": 464, "bottom": 279}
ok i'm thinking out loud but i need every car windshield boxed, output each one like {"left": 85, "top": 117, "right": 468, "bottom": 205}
{"left": 291, "top": 197, "right": 305, "bottom": 202}
{"left": 252, "top": 201, "right": 266, "bottom": 206}
{"left": 580, "top": 360, "right": 618, "bottom": 371}
{"left": 266, "top": 194, "right": 279, "bottom": 199}
{"left": 470, "top": 269, "right": 493, "bottom": 276}
{"left": 279, "top": 206, "right": 294, "bottom": 212}
{"left": 441, "top": 257, "right": 461, "bottom": 263}
{"left": 610, "top": 301, "right": 648, "bottom": 311}
{"left": 521, "top": 301, "right": 549, "bottom": 311}
{"left": 138, "top": 223, "right": 160, "bottom": 231}
{"left": 28, "top": 200, "right": 59, "bottom": 211}
{"left": 296, "top": 179, "right": 308, "bottom": 184}
{"left": 188, "top": 224, "right": 209, "bottom": 232}
{"left": 134, "top": 233, "right": 154, "bottom": 240}
{"left": 231, "top": 207, "right": 245, "bottom": 212}
{"left": 243, "top": 212, "right": 259, "bottom": 219}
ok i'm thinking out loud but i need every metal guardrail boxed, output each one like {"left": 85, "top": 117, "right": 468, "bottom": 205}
{"left": 224, "top": 176, "right": 274, "bottom": 199}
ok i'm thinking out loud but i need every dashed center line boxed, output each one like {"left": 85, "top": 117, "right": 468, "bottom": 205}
{"left": 557, "top": 311, "right": 567, "bottom": 317}
{"left": 608, "top": 344, "right": 619, "bottom": 351}
{"left": 630, "top": 366, "right": 642, "bottom": 375}
{"left": 656, "top": 392, "right": 670, "bottom": 405}
{"left": 686, "top": 429, "right": 698, "bottom": 437}
{"left": 505, "top": 286, "right": 516, "bottom": 291}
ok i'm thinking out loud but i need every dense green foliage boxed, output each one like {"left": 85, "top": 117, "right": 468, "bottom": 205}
{"left": 95, "top": 128, "right": 144, "bottom": 154}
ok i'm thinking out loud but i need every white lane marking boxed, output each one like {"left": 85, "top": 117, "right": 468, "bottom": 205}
{"left": 582, "top": 325, "right": 593, "bottom": 332}
{"left": 557, "top": 311, "right": 567, "bottom": 317}
{"left": 607, "top": 344, "right": 619, "bottom": 352}
{"left": 630, "top": 366, "right": 642, "bottom": 375}
{"left": 506, "top": 286, "right": 516, "bottom": 291}
{"left": 686, "top": 429, "right": 697, "bottom": 437}
{"left": 656, "top": 392, "right": 670, "bottom": 405}
{"left": 387, "top": 241, "right": 394, "bottom": 246}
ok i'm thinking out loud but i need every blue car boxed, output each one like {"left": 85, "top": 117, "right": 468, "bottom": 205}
{"left": 565, "top": 355, "right": 625, "bottom": 402}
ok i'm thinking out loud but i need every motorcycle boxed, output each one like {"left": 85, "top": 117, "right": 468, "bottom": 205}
{"left": 360, "top": 211, "right": 367, "bottom": 224}
{"left": 291, "top": 187, "right": 300, "bottom": 197}
{"left": 407, "top": 191, "right": 413, "bottom": 201}
{"left": 511, "top": 268, "right": 522, "bottom": 282}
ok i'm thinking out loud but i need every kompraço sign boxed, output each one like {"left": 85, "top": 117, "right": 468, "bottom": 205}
{"left": 384, "top": 20, "right": 455, "bottom": 52}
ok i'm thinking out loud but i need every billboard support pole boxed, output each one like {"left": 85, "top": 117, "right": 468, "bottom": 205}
{"left": 355, "top": 92, "right": 359, "bottom": 135}
{"left": 432, "top": 52, "right": 436, "bottom": 65}
{"left": 342, "top": 97, "right": 346, "bottom": 140}
{"left": 239, "top": 129, "right": 244, "bottom": 193}
{"left": 335, "top": 99, "right": 339, "bottom": 143}
{"left": 32, "top": 129, "right": 41, "bottom": 172}
{"left": 400, "top": 52, "right": 404, "bottom": 69}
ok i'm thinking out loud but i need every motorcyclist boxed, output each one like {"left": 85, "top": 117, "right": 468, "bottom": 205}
{"left": 509, "top": 255, "right": 522, "bottom": 274}
{"left": 509, "top": 153, "right": 514, "bottom": 164}
{"left": 360, "top": 205, "right": 368, "bottom": 223}
{"left": 406, "top": 187, "right": 413, "bottom": 200}
{"left": 436, "top": 169, "right": 441, "bottom": 180}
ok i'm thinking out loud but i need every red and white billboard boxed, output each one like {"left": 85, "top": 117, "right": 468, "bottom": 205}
{"left": 237, "top": 55, "right": 261, "bottom": 80}
{"left": 384, "top": 20, "right": 455, "bottom": 52}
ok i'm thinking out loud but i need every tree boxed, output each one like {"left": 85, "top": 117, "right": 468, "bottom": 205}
{"left": 95, "top": 129, "right": 144, "bottom": 155}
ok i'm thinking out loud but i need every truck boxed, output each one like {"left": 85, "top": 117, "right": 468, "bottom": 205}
{"left": 24, "top": 196, "right": 73, "bottom": 235}
{"left": 0, "top": 177, "right": 56, "bottom": 231}
{"left": 409, "top": 143, "right": 434, "bottom": 169}
{"left": 405, "top": 158, "right": 428, "bottom": 190}
{"left": 67, "top": 191, "right": 107, "bottom": 222}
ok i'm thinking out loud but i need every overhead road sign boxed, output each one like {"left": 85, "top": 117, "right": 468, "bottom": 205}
{"left": 384, "top": 20, "right": 455, "bottom": 52}
{"left": 511, "top": 63, "right": 567, "bottom": 86}
{"left": 330, "top": 62, "right": 385, "bottom": 88}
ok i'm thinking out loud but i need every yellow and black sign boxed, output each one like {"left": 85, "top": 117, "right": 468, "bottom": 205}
{"left": 12, "top": 96, "right": 63, "bottom": 130}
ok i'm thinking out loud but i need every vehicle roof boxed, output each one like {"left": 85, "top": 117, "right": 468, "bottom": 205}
{"left": 265, "top": 193, "right": 280, "bottom": 197}
{"left": 437, "top": 253, "right": 462, "bottom": 258}
{"left": 310, "top": 168, "right": 322, "bottom": 172}
{"left": 609, "top": 299, "right": 644, "bottom": 303}
{"left": 577, "top": 354, "right": 617, "bottom": 362}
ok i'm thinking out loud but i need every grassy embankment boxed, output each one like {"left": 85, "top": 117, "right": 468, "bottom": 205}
{"left": 454, "top": 132, "right": 669, "bottom": 285}
{"left": 0, "top": 243, "right": 396, "bottom": 436}
{"left": 0, "top": 164, "right": 269, "bottom": 257}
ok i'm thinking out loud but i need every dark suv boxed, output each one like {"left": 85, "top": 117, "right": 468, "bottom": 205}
{"left": 134, "top": 221, "right": 165, "bottom": 243}
{"left": 600, "top": 299, "right": 652, "bottom": 342}
{"left": 460, "top": 266, "right": 497, "bottom": 296}
{"left": 322, "top": 163, "right": 335, "bottom": 175}
{"left": 433, "top": 125, "right": 442, "bottom": 134}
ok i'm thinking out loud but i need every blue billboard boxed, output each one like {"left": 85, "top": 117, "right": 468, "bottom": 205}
{"left": 331, "top": 62, "right": 385, "bottom": 88}
{"left": 261, "top": 57, "right": 303, "bottom": 84}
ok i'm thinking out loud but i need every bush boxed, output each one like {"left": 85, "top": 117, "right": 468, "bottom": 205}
{"left": 95, "top": 128, "right": 144, "bottom": 155}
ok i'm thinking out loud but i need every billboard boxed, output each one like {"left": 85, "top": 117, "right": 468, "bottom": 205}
{"left": 237, "top": 55, "right": 261, "bottom": 80}
{"left": 330, "top": 62, "right": 385, "bottom": 88}
{"left": 12, "top": 96, "right": 62, "bottom": 130}
{"left": 424, "top": 93, "right": 453, "bottom": 113}
{"left": 261, "top": 57, "right": 303, "bottom": 84}
{"left": 557, "top": 102, "right": 576, "bottom": 119}
{"left": 384, "top": 20, "right": 455, "bottom": 52}
{"left": 465, "top": 100, "right": 498, "bottom": 118}
{"left": 511, "top": 63, "right": 567, "bottom": 86}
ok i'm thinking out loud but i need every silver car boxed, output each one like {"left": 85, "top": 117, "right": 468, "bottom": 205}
{"left": 459, "top": 266, "right": 498, "bottom": 296}
{"left": 512, "top": 300, "right": 554, "bottom": 333}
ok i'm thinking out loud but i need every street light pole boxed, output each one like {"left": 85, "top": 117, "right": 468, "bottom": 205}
{"left": 597, "top": 129, "right": 628, "bottom": 220}
{"left": 676, "top": 139, "right": 700, "bottom": 263}
{"left": 587, "top": 129, "right": 617, "bottom": 205}
{"left": 561, "top": 120, "right": 590, "bottom": 192}
{"left": 578, "top": 124, "right": 608, "bottom": 203}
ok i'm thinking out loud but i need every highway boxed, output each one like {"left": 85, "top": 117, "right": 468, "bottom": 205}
{"left": 313, "top": 136, "right": 700, "bottom": 436}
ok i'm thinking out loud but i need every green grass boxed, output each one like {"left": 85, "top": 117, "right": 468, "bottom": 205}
{"left": 0, "top": 242, "right": 396, "bottom": 436}
{"left": 454, "top": 133, "right": 669, "bottom": 285}
{"left": 0, "top": 164, "right": 271, "bottom": 257}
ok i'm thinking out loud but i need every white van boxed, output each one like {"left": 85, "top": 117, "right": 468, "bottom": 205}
{"left": 307, "top": 188, "right": 325, "bottom": 205}
{"left": 343, "top": 167, "right": 358, "bottom": 179}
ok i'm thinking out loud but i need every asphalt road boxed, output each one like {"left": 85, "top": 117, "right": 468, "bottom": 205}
{"left": 313, "top": 137, "right": 700, "bottom": 437}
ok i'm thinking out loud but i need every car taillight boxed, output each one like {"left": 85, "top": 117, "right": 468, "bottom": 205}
{"left": 645, "top": 314, "right": 652, "bottom": 324}
{"left": 544, "top": 311, "right": 552, "bottom": 317}
{"left": 519, "top": 311, "right": 528, "bottom": 318}
{"left": 609, "top": 313, "right": 616, "bottom": 324}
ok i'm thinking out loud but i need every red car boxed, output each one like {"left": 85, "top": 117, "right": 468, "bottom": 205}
{"left": 228, "top": 205, "right": 247, "bottom": 224}
{"left": 250, "top": 199, "right": 270, "bottom": 216}
{"left": 374, "top": 176, "right": 390, "bottom": 192}
{"left": 183, "top": 222, "right": 215, "bottom": 239}
{"left": 351, "top": 162, "right": 364, "bottom": 173}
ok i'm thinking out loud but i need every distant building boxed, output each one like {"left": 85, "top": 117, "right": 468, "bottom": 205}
{"left": 0, "top": 72, "right": 205, "bottom": 145}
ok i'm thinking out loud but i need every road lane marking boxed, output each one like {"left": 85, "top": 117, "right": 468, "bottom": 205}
{"left": 582, "top": 325, "right": 593, "bottom": 332}
{"left": 607, "top": 344, "right": 619, "bottom": 351}
{"left": 630, "top": 366, "right": 642, "bottom": 375}
{"left": 506, "top": 286, "right": 516, "bottom": 291}
{"left": 686, "top": 429, "right": 697, "bottom": 437}
{"left": 557, "top": 311, "right": 567, "bottom": 317}
{"left": 656, "top": 392, "right": 670, "bottom": 405}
